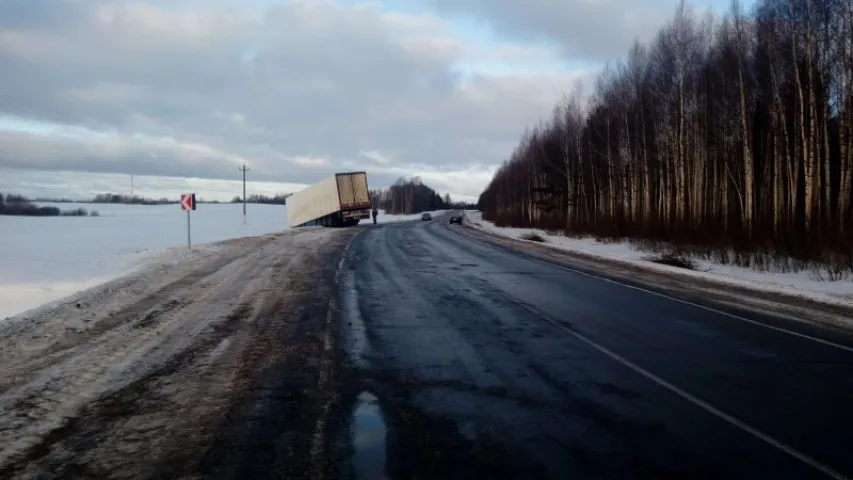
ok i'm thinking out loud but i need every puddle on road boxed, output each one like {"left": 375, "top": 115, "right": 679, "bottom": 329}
{"left": 351, "top": 391, "right": 388, "bottom": 480}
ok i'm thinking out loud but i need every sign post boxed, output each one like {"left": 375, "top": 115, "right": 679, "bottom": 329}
{"left": 180, "top": 193, "right": 196, "bottom": 249}
{"left": 187, "top": 209, "right": 191, "bottom": 249}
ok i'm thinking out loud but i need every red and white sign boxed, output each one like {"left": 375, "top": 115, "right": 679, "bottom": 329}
{"left": 180, "top": 194, "right": 194, "bottom": 211}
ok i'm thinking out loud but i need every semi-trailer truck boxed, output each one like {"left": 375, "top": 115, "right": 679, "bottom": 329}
{"left": 286, "top": 172, "right": 372, "bottom": 227}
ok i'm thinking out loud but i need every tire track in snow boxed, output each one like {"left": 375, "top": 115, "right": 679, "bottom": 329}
{"left": 0, "top": 228, "right": 360, "bottom": 479}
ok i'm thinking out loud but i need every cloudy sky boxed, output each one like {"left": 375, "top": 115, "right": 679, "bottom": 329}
{"left": 0, "top": 0, "right": 752, "bottom": 203}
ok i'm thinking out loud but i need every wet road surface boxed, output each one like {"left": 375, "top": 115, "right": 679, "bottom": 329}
{"left": 338, "top": 213, "right": 853, "bottom": 479}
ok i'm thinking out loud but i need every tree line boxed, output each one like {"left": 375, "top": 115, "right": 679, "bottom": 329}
{"left": 448, "top": 200, "right": 478, "bottom": 210}
{"left": 231, "top": 193, "right": 292, "bottom": 205}
{"left": 92, "top": 193, "right": 173, "bottom": 205}
{"left": 369, "top": 177, "right": 450, "bottom": 214}
{"left": 0, "top": 193, "right": 175, "bottom": 205}
{"left": 478, "top": 0, "right": 853, "bottom": 268}
{"left": 0, "top": 193, "right": 97, "bottom": 217}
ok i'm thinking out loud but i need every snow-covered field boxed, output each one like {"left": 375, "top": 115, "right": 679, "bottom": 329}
{"left": 0, "top": 203, "right": 430, "bottom": 319}
{"left": 463, "top": 211, "right": 853, "bottom": 307}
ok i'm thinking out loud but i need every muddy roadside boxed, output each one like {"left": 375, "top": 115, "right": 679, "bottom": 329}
{"left": 0, "top": 227, "right": 364, "bottom": 480}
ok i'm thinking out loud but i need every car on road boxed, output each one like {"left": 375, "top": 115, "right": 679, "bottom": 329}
{"left": 449, "top": 215, "right": 463, "bottom": 225}
{"left": 421, "top": 213, "right": 432, "bottom": 221}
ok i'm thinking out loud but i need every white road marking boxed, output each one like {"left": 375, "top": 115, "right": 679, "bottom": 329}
{"left": 515, "top": 300, "right": 849, "bottom": 480}
{"left": 448, "top": 226, "right": 850, "bottom": 478}
{"left": 459, "top": 227, "right": 853, "bottom": 354}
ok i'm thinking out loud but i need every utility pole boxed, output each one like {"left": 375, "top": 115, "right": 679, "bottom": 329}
{"left": 130, "top": 174, "right": 134, "bottom": 198}
{"left": 238, "top": 163, "right": 250, "bottom": 224}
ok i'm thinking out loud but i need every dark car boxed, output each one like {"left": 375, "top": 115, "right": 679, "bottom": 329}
{"left": 421, "top": 212, "right": 432, "bottom": 221}
{"left": 449, "top": 215, "right": 463, "bottom": 225}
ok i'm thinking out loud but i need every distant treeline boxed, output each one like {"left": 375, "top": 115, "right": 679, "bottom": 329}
{"left": 447, "top": 200, "right": 478, "bottom": 210}
{"left": 231, "top": 193, "right": 293, "bottom": 205}
{"left": 3, "top": 185, "right": 473, "bottom": 215}
{"left": 0, "top": 190, "right": 295, "bottom": 208}
{"left": 22, "top": 193, "right": 176, "bottom": 205}
{"left": 92, "top": 193, "right": 174, "bottom": 205}
{"left": 369, "top": 177, "right": 463, "bottom": 214}
{"left": 0, "top": 193, "right": 98, "bottom": 217}
{"left": 30, "top": 196, "right": 75, "bottom": 203}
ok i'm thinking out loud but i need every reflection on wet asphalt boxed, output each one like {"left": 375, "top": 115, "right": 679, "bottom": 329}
{"left": 351, "top": 392, "right": 387, "bottom": 480}
{"left": 339, "top": 214, "right": 853, "bottom": 479}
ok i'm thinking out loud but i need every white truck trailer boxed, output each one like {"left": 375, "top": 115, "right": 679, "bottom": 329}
{"left": 286, "top": 172, "right": 372, "bottom": 227}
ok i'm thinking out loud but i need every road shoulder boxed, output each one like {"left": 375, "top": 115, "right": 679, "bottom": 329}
{"left": 455, "top": 223, "right": 853, "bottom": 335}
{"left": 0, "top": 227, "right": 363, "bottom": 479}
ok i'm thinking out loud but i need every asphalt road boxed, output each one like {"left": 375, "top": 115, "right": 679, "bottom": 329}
{"left": 338, "top": 213, "right": 853, "bottom": 480}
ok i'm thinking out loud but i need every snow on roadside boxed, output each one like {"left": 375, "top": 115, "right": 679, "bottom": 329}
{"left": 0, "top": 202, "right": 441, "bottom": 320}
{"left": 375, "top": 209, "right": 446, "bottom": 223}
{"left": 0, "top": 242, "right": 225, "bottom": 330}
{"left": 0, "top": 203, "right": 287, "bottom": 319}
{"left": 463, "top": 211, "right": 853, "bottom": 307}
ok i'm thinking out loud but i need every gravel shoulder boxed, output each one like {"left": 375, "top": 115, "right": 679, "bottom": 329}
{"left": 0, "top": 227, "right": 361, "bottom": 480}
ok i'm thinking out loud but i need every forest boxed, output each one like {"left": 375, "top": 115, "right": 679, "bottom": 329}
{"left": 370, "top": 177, "right": 453, "bottom": 214}
{"left": 477, "top": 0, "right": 853, "bottom": 273}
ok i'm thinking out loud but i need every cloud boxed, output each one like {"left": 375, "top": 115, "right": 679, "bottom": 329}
{"left": 421, "top": 0, "right": 742, "bottom": 63}
{"left": 0, "top": 0, "right": 642, "bottom": 201}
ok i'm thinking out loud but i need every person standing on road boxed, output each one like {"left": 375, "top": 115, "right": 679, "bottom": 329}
{"left": 372, "top": 207, "right": 378, "bottom": 225}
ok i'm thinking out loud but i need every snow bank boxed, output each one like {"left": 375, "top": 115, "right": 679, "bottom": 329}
{"left": 464, "top": 211, "right": 853, "bottom": 307}
{"left": 0, "top": 203, "right": 288, "bottom": 318}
